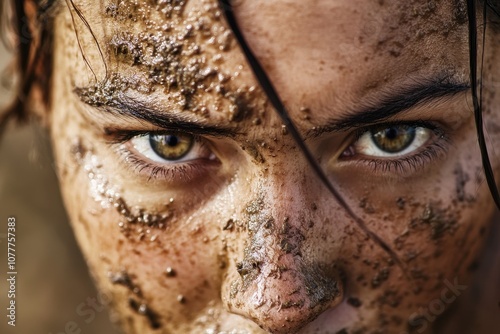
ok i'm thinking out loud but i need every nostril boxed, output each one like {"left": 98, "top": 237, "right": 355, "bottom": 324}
{"left": 235, "top": 260, "right": 263, "bottom": 291}
{"left": 236, "top": 260, "right": 261, "bottom": 277}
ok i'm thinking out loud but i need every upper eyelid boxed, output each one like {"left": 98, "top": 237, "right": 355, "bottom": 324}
{"left": 350, "top": 120, "right": 441, "bottom": 141}
{"left": 104, "top": 128, "right": 210, "bottom": 145}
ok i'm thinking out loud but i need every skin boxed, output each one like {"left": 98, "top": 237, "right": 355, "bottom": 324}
{"left": 37, "top": 0, "right": 500, "bottom": 333}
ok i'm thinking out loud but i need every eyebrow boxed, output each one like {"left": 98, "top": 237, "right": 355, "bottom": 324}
{"left": 76, "top": 76, "right": 469, "bottom": 138}
{"left": 74, "top": 90, "right": 237, "bottom": 138}
{"left": 307, "top": 77, "right": 470, "bottom": 137}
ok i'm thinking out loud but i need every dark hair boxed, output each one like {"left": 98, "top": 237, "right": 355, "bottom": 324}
{"left": 2, "top": 0, "right": 500, "bottom": 265}
{"left": 466, "top": 0, "right": 500, "bottom": 208}
{"left": 0, "top": 0, "right": 56, "bottom": 134}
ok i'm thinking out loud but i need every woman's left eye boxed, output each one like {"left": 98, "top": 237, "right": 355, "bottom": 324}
{"left": 131, "top": 133, "right": 215, "bottom": 163}
{"left": 348, "top": 125, "right": 432, "bottom": 158}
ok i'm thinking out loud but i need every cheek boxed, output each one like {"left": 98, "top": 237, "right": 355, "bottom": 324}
{"left": 54, "top": 141, "right": 230, "bottom": 332}
{"left": 321, "top": 133, "right": 494, "bottom": 328}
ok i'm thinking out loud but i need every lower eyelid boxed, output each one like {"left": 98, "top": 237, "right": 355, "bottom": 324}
{"left": 116, "top": 145, "right": 220, "bottom": 183}
{"left": 338, "top": 134, "right": 450, "bottom": 176}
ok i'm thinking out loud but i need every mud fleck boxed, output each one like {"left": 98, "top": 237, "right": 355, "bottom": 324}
{"left": 165, "top": 267, "right": 176, "bottom": 277}
{"left": 412, "top": 202, "right": 458, "bottom": 240}
{"left": 396, "top": 197, "right": 406, "bottom": 210}
{"left": 454, "top": 164, "right": 470, "bottom": 202}
{"left": 281, "top": 125, "right": 288, "bottom": 135}
{"left": 359, "top": 197, "right": 376, "bottom": 214}
{"left": 347, "top": 296, "right": 362, "bottom": 308}
{"left": 301, "top": 263, "right": 340, "bottom": 308}
{"left": 222, "top": 218, "right": 235, "bottom": 231}
{"left": 242, "top": 143, "right": 266, "bottom": 164}
{"left": 371, "top": 267, "right": 390, "bottom": 288}
{"left": 109, "top": 270, "right": 143, "bottom": 297}
{"left": 70, "top": 138, "right": 87, "bottom": 164}
{"left": 77, "top": 0, "right": 268, "bottom": 124}
{"left": 177, "top": 294, "right": 186, "bottom": 304}
{"left": 377, "top": 289, "right": 401, "bottom": 308}
{"left": 82, "top": 152, "right": 174, "bottom": 239}
{"left": 128, "top": 298, "right": 161, "bottom": 329}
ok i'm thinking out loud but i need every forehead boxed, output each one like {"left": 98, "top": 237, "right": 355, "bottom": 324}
{"left": 68, "top": 0, "right": 469, "bottom": 122}
{"left": 68, "top": 0, "right": 261, "bottom": 123}
{"left": 75, "top": 0, "right": 468, "bottom": 66}
{"left": 232, "top": 0, "right": 469, "bottom": 96}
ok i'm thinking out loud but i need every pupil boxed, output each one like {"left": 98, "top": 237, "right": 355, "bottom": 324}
{"left": 385, "top": 128, "right": 398, "bottom": 140}
{"left": 166, "top": 135, "right": 179, "bottom": 147}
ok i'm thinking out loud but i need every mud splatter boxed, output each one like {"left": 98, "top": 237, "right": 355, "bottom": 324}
{"left": 241, "top": 143, "right": 266, "bottom": 164}
{"left": 80, "top": 150, "right": 174, "bottom": 240}
{"left": 396, "top": 197, "right": 406, "bottom": 210}
{"left": 109, "top": 270, "right": 142, "bottom": 297}
{"left": 452, "top": 0, "right": 468, "bottom": 24}
{"left": 232, "top": 196, "right": 271, "bottom": 291}
{"left": 109, "top": 269, "right": 161, "bottom": 329}
{"left": 454, "top": 164, "right": 470, "bottom": 202}
{"left": 412, "top": 202, "right": 458, "bottom": 240}
{"left": 301, "top": 263, "right": 340, "bottom": 307}
{"left": 371, "top": 267, "right": 390, "bottom": 288}
{"left": 359, "top": 197, "right": 376, "bottom": 214}
{"left": 222, "top": 218, "right": 235, "bottom": 231}
{"left": 347, "top": 296, "right": 362, "bottom": 308}
{"left": 165, "top": 267, "right": 176, "bottom": 277}
{"left": 177, "top": 294, "right": 186, "bottom": 304}
{"left": 128, "top": 298, "right": 161, "bottom": 329}
{"left": 76, "top": 0, "right": 267, "bottom": 123}
{"left": 377, "top": 289, "right": 401, "bottom": 308}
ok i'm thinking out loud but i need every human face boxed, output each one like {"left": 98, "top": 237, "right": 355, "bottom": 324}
{"left": 49, "top": 0, "right": 500, "bottom": 333}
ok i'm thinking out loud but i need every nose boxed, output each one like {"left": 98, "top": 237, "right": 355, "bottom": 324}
{"left": 222, "top": 183, "right": 345, "bottom": 333}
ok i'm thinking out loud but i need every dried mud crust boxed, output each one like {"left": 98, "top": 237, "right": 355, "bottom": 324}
{"left": 76, "top": 0, "right": 267, "bottom": 123}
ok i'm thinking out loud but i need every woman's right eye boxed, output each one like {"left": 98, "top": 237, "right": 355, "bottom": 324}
{"left": 114, "top": 132, "right": 219, "bottom": 182}
{"left": 130, "top": 132, "right": 215, "bottom": 164}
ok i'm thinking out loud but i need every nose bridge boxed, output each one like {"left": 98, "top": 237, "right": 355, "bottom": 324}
{"left": 222, "top": 166, "right": 344, "bottom": 334}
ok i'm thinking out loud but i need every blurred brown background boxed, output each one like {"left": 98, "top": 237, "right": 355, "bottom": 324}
{"left": 0, "top": 43, "right": 120, "bottom": 334}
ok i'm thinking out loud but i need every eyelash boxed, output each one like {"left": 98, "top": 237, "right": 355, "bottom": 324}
{"left": 341, "top": 121, "right": 450, "bottom": 175}
{"left": 106, "top": 120, "right": 449, "bottom": 182}
{"left": 108, "top": 130, "right": 219, "bottom": 183}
